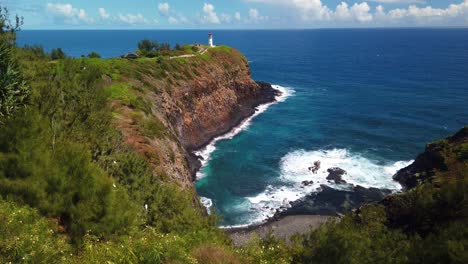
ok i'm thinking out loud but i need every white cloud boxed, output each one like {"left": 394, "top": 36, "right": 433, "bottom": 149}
{"left": 98, "top": 8, "right": 110, "bottom": 19}
{"left": 202, "top": 3, "right": 220, "bottom": 24}
{"left": 180, "top": 16, "right": 190, "bottom": 23}
{"left": 248, "top": 8, "right": 267, "bottom": 22}
{"left": 158, "top": 3, "right": 170, "bottom": 16}
{"left": 351, "top": 2, "right": 373, "bottom": 22}
{"left": 168, "top": 16, "right": 178, "bottom": 24}
{"left": 46, "top": 3, "right": 92, "bottom": 23}
{"left": 235, "top": 11, "right": 241, "bottom": 21}
{"left": 118, "top": 13, "right": 148, "bottom": 24}
{"left": 46, "top": 3, "right": 75, "bottom": 17}
{"left": 220, "top": 13, "right": 231, "bottom": 23}
{"left": 381, "top": 0, "right": 468, "bottom": 24}
{"left": 246, "top": 0, "right": 468, "bottom": 26}
{"left": 369, "top": 0, "right": 425, "bottom": 4}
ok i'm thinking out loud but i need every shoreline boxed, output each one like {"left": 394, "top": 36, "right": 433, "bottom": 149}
{"left": 189, "top": 82, "right": 288, "bottom": 181}
{"left": 228, "top": 214, "right": 334, "bottom": 246}
{"left": 186, "top": 81, "right": 281, "bottom": 181}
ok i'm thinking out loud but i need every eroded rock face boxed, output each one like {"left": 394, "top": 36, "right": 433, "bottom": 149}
{"left": 171, "top": 57, "right": 277, "bottom": 150}
{"left": 393, "top": 127, "right": 468, "bottom": 190}
{"left": 113, "top": 47, "right": 277, "bottom": 188}
{"left": 326, "top": 167, "right": 347, "bottom": 184}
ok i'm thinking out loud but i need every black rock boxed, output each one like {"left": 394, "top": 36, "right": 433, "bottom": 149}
{"left": 301, "top": 180, "right": 314, "bottom": 186}
{"left": 326, "top": 167, "right": 347, "bottom": 184}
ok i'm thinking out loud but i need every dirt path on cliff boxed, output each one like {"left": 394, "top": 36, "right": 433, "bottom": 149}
{"left": 228, "top": 215, "right": 334, "bottom": 247}
{"left": 169, "top": 47, "right": 209, "bottom": 60}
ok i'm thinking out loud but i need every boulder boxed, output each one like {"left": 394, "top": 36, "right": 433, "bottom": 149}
{"left": 326, "top": 167, "right": 347, "bottom": 184}
{"left": 301, "top": 180, "right": 314, "bottom": 186}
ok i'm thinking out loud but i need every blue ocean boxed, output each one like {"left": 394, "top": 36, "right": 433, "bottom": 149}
{"left": 18, "top": 29, "right": 468, "bottom": 227}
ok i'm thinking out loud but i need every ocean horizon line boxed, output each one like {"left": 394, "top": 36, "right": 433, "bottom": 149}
{"left": 19, "top": 26, "right": 468, "bottom": 31}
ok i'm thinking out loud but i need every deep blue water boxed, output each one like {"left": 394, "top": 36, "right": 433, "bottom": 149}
{"left": 18, "top": 29, "right": 468, "bottom": 226}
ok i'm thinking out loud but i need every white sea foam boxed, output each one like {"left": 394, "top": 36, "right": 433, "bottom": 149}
{"left": 237, "top": 149, "right": 413, "bottom": 226}
{"left": 200, "top": 197, "right": 213, "bottom": 215}
{"left": 194, "top": 85, "right": 294, "bottom": 179}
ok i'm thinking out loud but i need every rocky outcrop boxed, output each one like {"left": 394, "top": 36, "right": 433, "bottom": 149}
{"left": 326, "top": 167, "right": 347, "bottom": 184}
{"left": 276, "top": 185, "right": 391, "bottom": 217}
{"left": 169, "top": 51, "right": 278, "bottom": 151}
{"left": 393, "top": 126, "right": 468, "bottom": 190}
{"left": 111, "top": 47, "right": 277, "bottom": 188}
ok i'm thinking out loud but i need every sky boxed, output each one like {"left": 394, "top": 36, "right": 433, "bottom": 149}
{"left": 2, "top": 0, "right": 468, "bottom": 29}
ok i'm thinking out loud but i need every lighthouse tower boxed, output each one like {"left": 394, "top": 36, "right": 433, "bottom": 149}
{"left": 208, "top": 33, "right": 214, "bottom": 47}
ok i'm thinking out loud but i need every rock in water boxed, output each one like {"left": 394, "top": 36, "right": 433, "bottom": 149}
{"left": 302, "top": 180, "right": 314, "bottom": 186}
{"left": 326, "top": 167, "right": 347, "bottom": 184}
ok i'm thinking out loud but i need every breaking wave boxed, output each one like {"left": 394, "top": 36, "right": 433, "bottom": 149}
{"left": 194, "top": 85, "right": 295, "bottom": 179}
{"left": 224, "top": 149, "right": 413, "bottom": 227}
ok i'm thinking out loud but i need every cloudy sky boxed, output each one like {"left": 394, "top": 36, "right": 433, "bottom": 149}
{"left": 2, "top": 0, "right": 468, "bottom": 29}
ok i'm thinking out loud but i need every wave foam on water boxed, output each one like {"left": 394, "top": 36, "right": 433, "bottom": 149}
{"left": 237, "top": 149, "right": 413, "bottom": 226}
{"left": 194, "top": 85, "right": 295, "bottom": 179}
{"left": 199, "top": 197, "right": 213, "bottom": 215}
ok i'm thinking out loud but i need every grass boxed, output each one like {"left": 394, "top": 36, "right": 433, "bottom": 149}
{"left": 142, "top": 117, "right": 166, "bottom": 138}
{"left": 212, "top": 45, "right": 232, "bottom": 54}
{"left": 105, "top": 83, "right": 137, "bottom": 105}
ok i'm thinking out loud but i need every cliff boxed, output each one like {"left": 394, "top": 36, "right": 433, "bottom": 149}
{"left": 103, "top": 46, "right": 277, "bottom": 187}
{"left": 393, "top": 126, "right": 468, "bottom": 190}
{"left": 286, "top": 127, "right": 468, "bottom": 263}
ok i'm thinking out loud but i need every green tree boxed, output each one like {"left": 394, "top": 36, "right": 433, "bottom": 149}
{"left": 87, "top": 51, "right": 101, "bottom": 58}
{"left": 159, "top": 42, "right": 171, "bottom": 51}
{"left": 138, "top": 39, "right": 153, "bottom": 52}
{"left": 0, "top": 7, "right": 28, "bottom": 121}
{"left": 151, "top": 40, "right": 160, "bottom": 50}
{"left": 0, "top": 6, "right": 22, "bottom": 43}
{"left": 50, "top": 48, "right": 66, "bottom": 60}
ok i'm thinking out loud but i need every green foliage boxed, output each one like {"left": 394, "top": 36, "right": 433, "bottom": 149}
{"left": 138, "top": 39, "right": 157, "bottom": 52}
{"left": 292, "top": 206, "right": 411, "bottom": 264}
{"left": 78, "top": 228, "right": 200, "bottom": 264}
{"left": 0, "top": 6, "right": 23, "bottom": 43}
{"left": 50, "top": 48, "right": 66, "bottom": 60}
{"left": 21, "top": 45, "right": 48, "bottom": 60}
{"left": 142, "top": 117, "right": 166, "bottom": 138}
{"left": 240, "top": 234, "right": 292, "bottom": 264}
{"left": 212, "top": 45, "right": 232, "bottom": 54}
{"left": 0, "top": 111, "right": 137, "bottom": 244}
{"left": 0, "top": 40, "right": 29, "bottom": 120}
{"left": 0, "top": 199, "right": 72, "bottom": 263}
{"left": 0, "top": 8, "right": 29, "bottom": 121}
{"left": 87, "top": 51, "right": 101, "bottom": 59}
{"left": 105, "top": 83, "right": 137, "bottom": 105}
{"left": 455, "top": 143, "right": 468, "bottom": 160}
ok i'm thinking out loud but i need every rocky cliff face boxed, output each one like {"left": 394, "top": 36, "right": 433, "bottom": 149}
{"left": 108, "top": 47, "right": 277, "bottom": 188}
{"left": 393, "top": 127, "right": 468, "bottom": 190}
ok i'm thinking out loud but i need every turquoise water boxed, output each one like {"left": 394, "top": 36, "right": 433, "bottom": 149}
{"left": 18, "top": 29, "right": 468, "bottom": 227}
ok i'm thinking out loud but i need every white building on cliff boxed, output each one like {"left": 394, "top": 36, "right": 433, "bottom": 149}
{"left": 208, "top": 33, "right": 214, "bottom": 47}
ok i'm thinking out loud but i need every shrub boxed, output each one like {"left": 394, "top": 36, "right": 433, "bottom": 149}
{"left": 87, "top": 51, "right": 101, "bottom": 58}
{"left": 0, "top": 39, "right": 29, "bottom": 120}
{"left": 50, "top": 48, "right": 66, "bottom": 60}
{"left": 0, "top": 112, "right": 138, "bottom": 244}
{"left": 0, "top": 199, "right": 72, "bottom": 263}
{"left": 192, "top": 245, "right": 241, "bottom": 264}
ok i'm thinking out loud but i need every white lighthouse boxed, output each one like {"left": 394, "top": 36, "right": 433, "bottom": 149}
{"left": 208, "top": 33, "right": 214, "bottom": 47}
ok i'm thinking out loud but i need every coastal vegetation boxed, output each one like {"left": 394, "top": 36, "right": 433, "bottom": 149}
{"left": 136, "top": 38, "right": 198, "bottom": 58}
{"left": 1, "top": 8, "right": 467, "bottom": 263}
